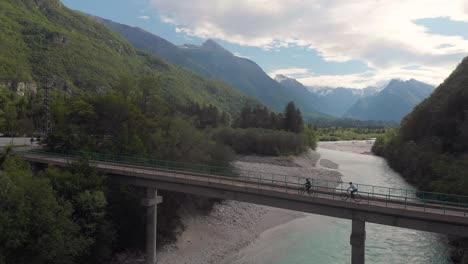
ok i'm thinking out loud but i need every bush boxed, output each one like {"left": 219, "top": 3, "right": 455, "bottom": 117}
{"left": 212, "top": 127, "right": 312, "bottom": 156}
{"left": 0, "top": 156, "right": 89, "bottom": 264}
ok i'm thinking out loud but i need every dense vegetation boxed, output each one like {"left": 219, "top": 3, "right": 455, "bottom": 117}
{"left": 0, "top": 87, "right": 38, "bottom": 136}
{"left": 317, "top": 127, "right": 388, "bottom": 141}
{"left": 0, "top": 1, "right": 250, "bottom": 262}
{"left": 0, "top": 0, "right": 257, "bottom": 117}
{"left": 0, "top": 2, "right": 319, "bottom": 263}
{"left": 235, "top": 102, "right": 303, "bottom": 133}
{"left": 213, "top": 102, "right": 317, "bottom": 155}
{"left": 372, "top": 57, "right": 468, "bottom": 195}
{"left": 0, "top": 72, "right": 236, "bottom": 264}
{"left": 306, "top": 116, "right": 398, "bottom": 128}
{"left": 0, "top": 150, "right": 221, "bottom": 264}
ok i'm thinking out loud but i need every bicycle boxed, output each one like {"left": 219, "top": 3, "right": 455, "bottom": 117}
{"left": 340, "top": 190, "right": 362, "bottom": 202}
{"left": 298, "top": 184, "right": 316, "bottom": 196}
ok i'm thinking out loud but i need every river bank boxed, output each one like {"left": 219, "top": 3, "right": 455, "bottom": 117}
{"left": 319, "top": 140, "right": 375, "bottom": 155}
{"left": 156, "top": 148, "right": 343, "bottom": 264}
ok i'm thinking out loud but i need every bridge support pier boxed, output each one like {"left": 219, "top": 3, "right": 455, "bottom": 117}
{"left": 142, "top": 188, "right": 163, "bottom": 264}
{"left": 350, "top": 218, "right": 366, "bottom": 264}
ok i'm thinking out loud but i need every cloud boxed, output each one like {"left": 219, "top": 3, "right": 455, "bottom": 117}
{"left": 233, "top": 52, "right": 251, "bottom": 59}
{"left": 137, "top": 15, "right": 151, "bottom": 20}
{"left": 268, "top": 68, "right": 311, "bottom": 78}
{"left": 295, "top": 64, "right": 455, "bottom": 88}
{"left": 150, "top": 0, "right": 468, "bottom": 85}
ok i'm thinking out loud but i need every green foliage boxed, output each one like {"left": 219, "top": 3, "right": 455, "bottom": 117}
{"left": 235, "top": 104, "right": 283, "bottom": 130}
{"left": 303, "top": 126, "right": 318, "bottom": 150}
{"left": 45, "top": 85, "right": 233, "bottom": 165}
{"left": 212, "top": 127, "right": 312, "bottom": 156}
{"left": 373, "top": 56, "right": 468, "bottom": 195}
{"left": 284, "top": 101, "right": 304, "bottom": 133}
{"left": 0, "top": 0, "right": 258, "bottom": 128}
{"left": 45, "top": 161, "right": 113, "bottom": 263}
{"left": 0, "top": 87, "right": 38, "bottom": 136}
{"left": 305, "top": 116, "right": 398, "bottom": 128}
{"left": 235, "top": 101, "right": 305, "bottom": 133}
{"left": 221, "top": 102, "right": 315, "bottom": 155}
{"left": 0, "top": 156, "right": 88, "bottom": 264}
{"left": 181, "top": 103, "right": 230, "bottom": 129}
{"left": 318, "top": 127, "right": 389, "bottom": 141}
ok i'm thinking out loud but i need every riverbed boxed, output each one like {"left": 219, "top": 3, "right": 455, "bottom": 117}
{"left": 157, "top": 141, "right": 453, "bottom": 264}
{"left": 222, "top": 142, "right": 452, "bottom": 264}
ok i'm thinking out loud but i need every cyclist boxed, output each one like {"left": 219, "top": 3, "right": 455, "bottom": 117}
{"left": 305, "top": 179, "right": 312, "bottom": 194}
{"left": 347, "top": 182, "right": 358, "bottom": 198}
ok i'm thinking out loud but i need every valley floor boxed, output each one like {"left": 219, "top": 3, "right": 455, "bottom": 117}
{"left": 157, "top": 148, "right": 345, "bottom": 264}
{"left": 318, "top": 139, "right": 375, "bottom": 155}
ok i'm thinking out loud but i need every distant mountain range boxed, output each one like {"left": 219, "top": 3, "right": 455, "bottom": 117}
{"left": 275, "top": 74, "right": 383, "bottom": 117}
{"left": 90, "top": 15, "right": 327, "bottom": 118}
{"left": 90, "top": 14, "right": 435, "bottom": 123}
{"left": 345, "top": 79, "right": 435, "bottom": 122}
{"left": 276, "top": 75, "right": 435, "bottom": 122}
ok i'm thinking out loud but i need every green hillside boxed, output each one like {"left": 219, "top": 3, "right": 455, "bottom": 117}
{"left": 0, "top": 0, "right": 257, "bottom": 115}
{"left": 92, "top": 17, "right": 326, "bottom": 118}
{"left": 373, "top": 57, "right": 468, "bottom": 194}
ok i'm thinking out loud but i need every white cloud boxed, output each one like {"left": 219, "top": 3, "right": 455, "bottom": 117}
{"left": 150, "top": 0, "right": 468, "bottom": 85}
{"left": 268, "top": 68, "right": 311, "bottom": 78}
{"left": 233, "top": 52, "right": 251, "bottom": 59}
{"left": 295, "top": 64, "right": 455, "bottom": 88}
{"left": 137, "top": 15, "right": 151, "bottom": 20}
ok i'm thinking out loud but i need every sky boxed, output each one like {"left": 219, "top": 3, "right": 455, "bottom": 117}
{"left": 62, "top": 0, "right": 468, "bottom": 88}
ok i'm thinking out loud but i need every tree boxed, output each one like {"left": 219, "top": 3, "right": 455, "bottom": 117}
{"left": 284, "top": 101, "right": 303, "bottom": 133}
{"left": 3, "top": 102, "right": 17, "bottom": 136}
{"left": 137, "top": 76, "right": 160, "bottom": 115}
{"left": 0, "top": 156, "right": 88, "bottom": 264}
{"left": 114, "top": 75, "right": 135, "bottom": 101}
{"left": 46, "top": 161, "right": 114, "bottom": 263}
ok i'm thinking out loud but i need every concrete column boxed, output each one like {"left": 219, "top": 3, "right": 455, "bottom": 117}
{"left": 142, "top": 188, "right": 163, "bottom": 264}
{"left": 350, "top": 218, "right": 366, "bottom": 264}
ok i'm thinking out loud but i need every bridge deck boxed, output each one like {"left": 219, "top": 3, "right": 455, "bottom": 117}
{"left": 21, "top": 152, "right": 468, "bottom": 236}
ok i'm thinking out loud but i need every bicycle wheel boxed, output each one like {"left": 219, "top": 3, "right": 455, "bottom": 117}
{"left": 309, "top": 188, "right": 317, "bottom": 197}
{"left": 340, "top": 192, "right": 349, "bottom": 201}
{"left": 353, "top": 194, "right": 362, "bottom": 202}
{"left": 298, "top": 187, "right": 305, "bottom": 195}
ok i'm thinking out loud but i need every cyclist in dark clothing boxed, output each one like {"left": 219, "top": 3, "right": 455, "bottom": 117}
{"left": 305, "top": 179, "right": 312, "bottom": 194}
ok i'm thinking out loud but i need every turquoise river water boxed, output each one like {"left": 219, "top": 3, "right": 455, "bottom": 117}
{"left": 223, "top": 146, "right": 452, "bottom": 264}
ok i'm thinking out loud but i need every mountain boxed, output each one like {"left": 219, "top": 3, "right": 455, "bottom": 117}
{"left": 0, "top": 0, "right": 257, "bottom": 116}
{"left": 92, "top": 16, "right": 326, "bottom": 117}
{"left": 275, "top": 75, "right": 380, "bottom": 117}
{"left": 398, "top": 59, "right": 468, "bottom": 153}
{"left": 311, "top": 87, "right": 381, "bottom": 117}
{"left": 345, "top": 79, "right": 435, "bottom": 122}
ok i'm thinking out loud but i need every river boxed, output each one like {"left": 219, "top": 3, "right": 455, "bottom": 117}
{"left": 223, "top": 144, "right": 452, "bottom": 264}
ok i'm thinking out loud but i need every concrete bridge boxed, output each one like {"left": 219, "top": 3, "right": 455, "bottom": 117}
{"left": 20, "top": 150, "right": 468, "bottom": 264}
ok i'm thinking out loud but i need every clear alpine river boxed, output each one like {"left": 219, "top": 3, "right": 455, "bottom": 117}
{"left": 223, "top": 143, "right": 452, "bottom": 264}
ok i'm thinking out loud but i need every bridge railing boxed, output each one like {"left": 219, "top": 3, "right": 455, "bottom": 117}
{"left": 23, "top": 149, "right": 468, "bottom": 215}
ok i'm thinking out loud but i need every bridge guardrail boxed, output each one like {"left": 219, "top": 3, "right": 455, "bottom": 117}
{"left": 21, "top": 149, "right": 468, "bottom": 216}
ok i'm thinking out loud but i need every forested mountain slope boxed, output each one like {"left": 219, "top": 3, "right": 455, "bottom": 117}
{"left": 373, "top": 57, "right": 468, "bottom": 194}
{"left": 0, "top": 0, "right": 257, "bottom": 116}
{"left": 92, "top": 16, "right": 326, "bottom": 118}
